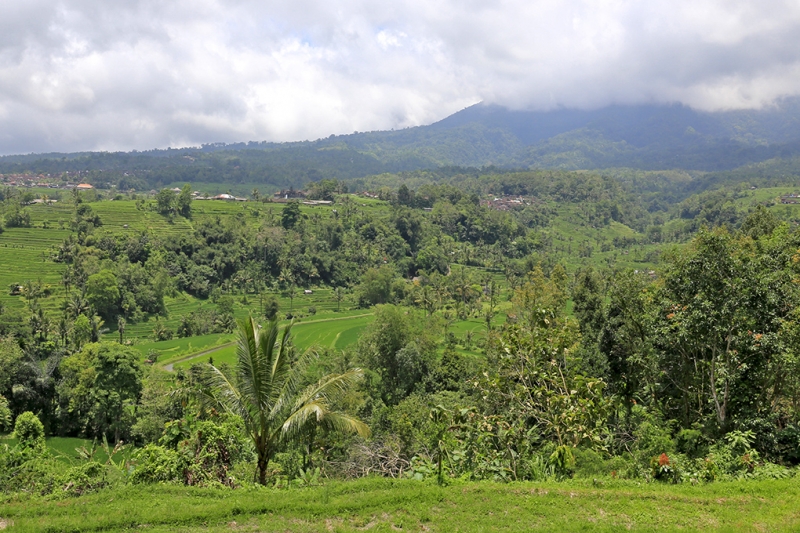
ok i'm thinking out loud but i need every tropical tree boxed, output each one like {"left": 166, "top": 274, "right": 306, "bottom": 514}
{"left": 204, "top": 316, "right": 370, "bottom": 484}
{"left": 177, "top": 183, "right": 193, "bottom": 218}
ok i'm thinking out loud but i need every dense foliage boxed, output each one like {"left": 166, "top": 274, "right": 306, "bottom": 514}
{"left": 1, "top": 170, "right": 800, "bottom": 500}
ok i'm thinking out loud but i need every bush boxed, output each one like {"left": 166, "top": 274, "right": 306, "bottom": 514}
{"left": 676, "top": 428, "right": 708, "bottom": 459}
{"left": 132, "top": 418, "right": 253, "bottom": 487}
{"left": 263, "top": 296, "right": 280, "bottom": 320}
{"left": 130, "top": 444, "right": 182, "bottom": 484}
{"left": 572, "top": 448, "right": 615, "bottom": 478}
{"left": 14, "top": 411, "right": 45, "bottom": 450}
{"left": 4, "top": 204, "right": 32, "bottom": 228}
{"left": 62, "top": 461, "right": 109, "bottom": 496}
{"left": 0, "top": 447, "right": 61, "bottom": 495}
{"left": 0, "top": 395, "right": 11, "bottom": 432}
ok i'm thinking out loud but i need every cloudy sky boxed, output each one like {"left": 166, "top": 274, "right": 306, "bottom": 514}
{"left": 1, "top": 0, "right": 799, "bottom": 155}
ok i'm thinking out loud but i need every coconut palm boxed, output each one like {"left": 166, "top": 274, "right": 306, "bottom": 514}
{"left": 205, "top": 316, "right": 369, "bottom": 484}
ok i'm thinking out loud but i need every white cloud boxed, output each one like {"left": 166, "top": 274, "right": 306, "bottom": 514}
{"left": 1, "top": 0, "right": 799, "bottom": 154}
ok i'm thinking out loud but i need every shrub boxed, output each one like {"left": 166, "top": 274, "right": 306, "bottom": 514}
{"left": 264, "top": 296, "right": 280, "bottom": 320}
{"left": 4, "top": 204, "right": 31, "bottom": 228}
{"left": 573, "top": 448, "right": 613, "bottom": 478}
{"left": 0, "top": 448, "right": 61, "bottom": 495}
{"left": 132, "top": 418, "right": 253, "bottom": 487}
{"left": 0, "top": 395, "right": 11, "bottom": 432}
{"left": 14, "top": 411, "right": 45, "bottom": 450}
{"left": 130, "top": 444, "right": 182, "bottom": 484}
{"left": 676, "top": 428, "right": 708, "bottom": 459}
{"left": 62, "top": 461, "right": 109, "bottom": 496}
{"left": 651, "top": 453, "right": 677, "bottom": 482}
{"left": 549, "top": 445, "right": 576, "bottom": 480}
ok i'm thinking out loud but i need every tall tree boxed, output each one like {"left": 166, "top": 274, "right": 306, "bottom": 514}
{"left": 204, "top": 316, "right": 369, "bottom": 484}
{"left": 177, "top": 183, "right": 193, "bottom": 218}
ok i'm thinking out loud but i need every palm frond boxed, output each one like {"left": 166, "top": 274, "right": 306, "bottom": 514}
{"left": 280, "top": 405, "right": 370, "bottom": 443}
{"left": 267, "top": 320, "right": 295, "bottom": 406}
{"left": 235, "top": 316, "right": 261, "bottom": 403}
{"left": 277, "top": 369, "right": 366, "bottom": 442}
{"left": 319, "top": 411, "right": 371, "bottom": 438}
{"left": 271, "top": 348, "right": 318, "bottom": 419}
{"left": 204, "top": 363, "right": 254, "bottom": 424}
{"left": 280, "top": 402, "right": 327, "bottom": 440}
{"left": 291, "top": 369, "right": 365, "bottom": 412}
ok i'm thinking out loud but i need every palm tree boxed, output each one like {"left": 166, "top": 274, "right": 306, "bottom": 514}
{"left": 117, "top": 316, "right": 126, "bottom": 344}
{"left": 205, "top": 316, "right": 369, "bottom": 485}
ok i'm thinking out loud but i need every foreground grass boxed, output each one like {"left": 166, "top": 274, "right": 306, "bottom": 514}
{"left": 3, "top": 477, "right": 800, "bottom": 532}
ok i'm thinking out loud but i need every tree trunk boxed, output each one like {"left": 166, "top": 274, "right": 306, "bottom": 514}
{"left": 257, "top": 451, "right": 269, "bottom": 485}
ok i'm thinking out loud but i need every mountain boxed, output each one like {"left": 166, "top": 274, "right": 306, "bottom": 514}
{"left": 376, "top": 99, "right": 800, "bottom": 170}
{"left": 4, "top": 99, "right": 800, "bottom": 189}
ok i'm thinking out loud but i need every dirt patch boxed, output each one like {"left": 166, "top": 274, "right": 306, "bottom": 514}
{"left": 0, "top": 518, "right": 13, "bottom": 530}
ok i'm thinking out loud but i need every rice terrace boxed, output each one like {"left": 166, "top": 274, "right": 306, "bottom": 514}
{"left": 4, "top": 1, "right": 800, "bottom": 531}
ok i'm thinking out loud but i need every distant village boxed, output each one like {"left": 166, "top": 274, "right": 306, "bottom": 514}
{"left": 480, "top": 195, "right": 536, "bottom": 211}
{"left": 5, "top": 171, "right": 798, "bottom": 209}
{"left": 0, "top": 174, "right": 545, "bottom": 210}
{"left": 0, "top": 173, "right": 335, "bottom": 205}
{"left": 780, "top": 192, "right": 800, "bottom": 204}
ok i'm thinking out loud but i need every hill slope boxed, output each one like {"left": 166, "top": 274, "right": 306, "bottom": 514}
{"left": 4, "top": 99, "right": 800, "bottom": 188}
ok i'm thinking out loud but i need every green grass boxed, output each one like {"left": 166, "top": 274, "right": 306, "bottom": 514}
{"left": 0, "top": 436, "right": 132, "bottom": 465}
{"left": 3, "top": 477, "right": 800, "bottom": 532}
{"left": 133, "top": 332, "right": 235, "bottom": 364}
{"left": 172, "top": 343, "right": 238, "bottom": 370}
{"left": 290, "top": 313, "right": 375, "bottom": 351}
{"left": 168, "top": 313, "right": 375, "bottom": 370}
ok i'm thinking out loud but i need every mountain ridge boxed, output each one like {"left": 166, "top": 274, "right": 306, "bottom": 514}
{"left": 4, "top": 99, "right": 800, "bottom": 189}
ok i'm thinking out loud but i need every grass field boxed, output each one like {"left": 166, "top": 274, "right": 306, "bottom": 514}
{"left": 168, "top": 313, "right": 375, "bottom": 370}
{"left": 132, "top": 332, "right": 236, "bottom": 364}
{"left": 2, "top": 477, "right": 799, "bottom": 532}
{"left": 0, "top": 436, "right": 133, "bottom": 465}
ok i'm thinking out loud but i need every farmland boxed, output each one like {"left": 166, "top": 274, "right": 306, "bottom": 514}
{"left": 0, "top": 192, "right": 505, "bottom": 363}
{"left": 4, "top": 178, "right": 800, "bottom": 533}
{"left": 0, "top": 196, "right": 371, "bottom": 335}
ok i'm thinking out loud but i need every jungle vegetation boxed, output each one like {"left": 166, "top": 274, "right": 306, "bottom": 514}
{"left": 1, "top": 163, "right": 800, "bottom": 530}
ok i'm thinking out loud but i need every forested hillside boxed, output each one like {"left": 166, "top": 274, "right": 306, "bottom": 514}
{"left": 5, "top": 100, "right": 800, "bottom": 194}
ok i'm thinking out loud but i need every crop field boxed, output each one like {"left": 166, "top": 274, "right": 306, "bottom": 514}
{"left": 150, "top": 309, "right": 496, "bottom": 371}
{"left": 0, "top": 225, "right": 71, "bottom": 315}
{"left": 133, "top": 332, "right": 235, "bottom": 363}
{"left": 3, "top": 477, "right": 800, "bottom": 532}
{"left": 171, "top": 343, "right": 237, "bottom": 370}
{"left": 290, "top": 313, "right": 375, "bottom": 351}
{"left": 168, "top": 313, "right": 375, "bottom": 370}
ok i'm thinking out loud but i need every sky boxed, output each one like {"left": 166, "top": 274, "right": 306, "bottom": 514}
{"left": 1, "top": 0, "right": 800, "bottom": 155}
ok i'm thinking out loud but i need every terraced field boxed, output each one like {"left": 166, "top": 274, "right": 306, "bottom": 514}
{"left": 133, "top": 332, "right": 236, "bottom": 363}
{"left": 168, "top": 312, "right": 375, "bottom": 370}
{"left": 0, "top": 197, "right": 341, "bottom": 334}
{"left": 2, "top": 193, "right": 498, "bottom": 364}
